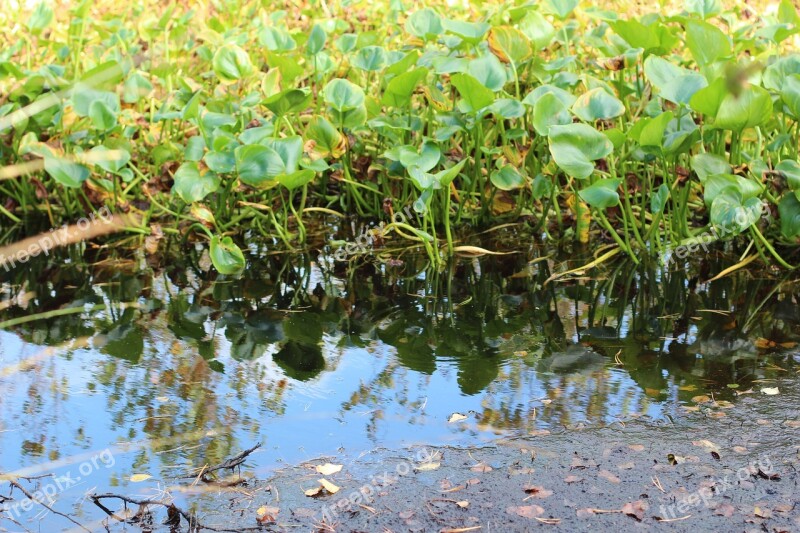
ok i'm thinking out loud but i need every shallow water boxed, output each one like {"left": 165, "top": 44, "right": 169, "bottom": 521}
{"left": 0, "top": 242, "right": 798, "bottom": 526}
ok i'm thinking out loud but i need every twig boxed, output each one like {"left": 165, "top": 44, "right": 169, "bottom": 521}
{"left": 7, "top": 478, "right": 90, "bottom": 532}
{"left": 90, "top": 493, "right": 262, "bottom": 532}
{"left": 188, "top": 443, "right": 261, "bottom": 481}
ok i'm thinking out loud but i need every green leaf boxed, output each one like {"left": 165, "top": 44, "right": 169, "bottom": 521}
{"left": 381, "top": 67, "right": 428, "bottom": 108}
{"left": 123, "top": 72, "right": 153, "bottom": 103}
{"left": 644, "top": 56, "right": 707, "bottom": 105}
{"left": 776, "top": 159, "right": 800, "bottom": 193}
{"left": 689, "top": 77, "right": 727, "bottom": 117}
{"left": 685, "top": 20, "right": 731, "bottom": 67}
{"left": 548, "top": 124, "right": 614, "bottom": 179}
{"left": 579, "top": 179, "right": 622, "bottom": 209}
{"left": 323, "top": 78, "right": 365, "bottom": 111}
{"left": 488, "top": 26, "right": 532, "bottom": 66}
{"left": 545, "top": 0, "right": 579, "bottom": 20}
{"left": 714, "top": 85, "right": 773, "bottom": 132}
{"left": 635, "top": 111, "right": 674, "bottom": 149}
{"left": 490, "top": 165, "right": 526, "bottom": 190}
{"left": 685, "top": 0, "right": 722, "bottom": 19}
{"left": 88, "top": 100, "right": 117, "bottom": 130}
{"left": 532, "top": 92, "right": 572, "bottom": 136}
{"left": 305, "top": 115, "right": 345, "bottom": 158}
{"left": 210, "top": 236, "right": 245, "bottom": 275}
{"left": 44, "top": 157, "right": 90, "bottom": 188}
{"left": 26, "top": 2, "right": 54, "bottom": 34}
{"left": 235, "top": 144, "right": 283, "bottom": 187}
{"left": 264, "top": 88, "right": 312, "bottom": 116}
{"left": 691, "top": 153, "right": 730, "bottom": 182}
{"left": 519, "top": 10, "right": 555, "bottom": 50}
{"left": 433, "top": 159, "right": 467, "bottom": 187}
{"left": 352, "top": 46, "right": 387, "bottom": 71}
{"left": 277, "top": 169, "right": 315, "bottom": 190}
{"left": 90, "top": 145, "right": 131, "bottom": 174}
{"left": 467, "top": 55, "right": 507, "bottom": 91}
{"left": 172, "top": 162, "right": 220, "bottom": 203}
{"left": 450, "top": 73, "right": 495, "bottom": 113}
{"left": 213, "top": 44, "right": 254, "bottom": 84}
{"left": 704, "top": 174, "right": 762, "bottom": 206}
{"left": 442, "top": 19, "right": 490, "bottom": 44}
{"left": 571, "top": 88, "right": 625, "bottom": 122}
{"left": 307, "top": 24, "right": 326, "bottom": 55}
{"left": 778, "top": 193, "right": 800, "bottom": 238}
{"left": 709, "top": 190, "right": 762, "bottom": 236}
{"left": 405, "top": 8, "right": 443, "bottom": 40}
{"left": 779, "top": 74, "right": 800, "bottom": 119}
{"left": 258, "top": 26, "right": 297, "bottom": 51}
{"left": 651, "top": 183, "right": 670, "bottom": 214}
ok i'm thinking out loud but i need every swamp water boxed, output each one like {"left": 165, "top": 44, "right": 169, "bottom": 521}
{"left": 0, "top": 239, "right": 798, "bottom": 528}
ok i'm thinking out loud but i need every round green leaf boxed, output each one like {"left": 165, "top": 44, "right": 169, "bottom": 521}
{"left": 548, "top": 124, "right": 614, "bottom": 179}
{"left": 571, "top": 88, "right": 625, "bottom": 122}
{"left": 490, "top": 165, "right": 526, "bottom": 190}
{"left": 210, "top": 236, "right": 245, "bottom": 275}
{"left": 172, "top": 162, "right": 220, "bottom": 203}
{"left": 578, "top": 178, "right": 621, "bottom": 209}
{"left": 213, "top": 44, "right": 254, "bottom": 84}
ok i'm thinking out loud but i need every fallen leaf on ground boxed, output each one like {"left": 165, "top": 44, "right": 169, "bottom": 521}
{"left": 507, "top": 505, "right": 544, "bottom": 519}
{"left": 304, "top": 487, "right": 322, "bottom": 497}
{"left": 466, "top": 478, "right": 481, "bottom": 485}
{"left": 398, "top": 510, "right": 414, "bottom": 520}
{"left": 315, "top": 463, "right": 343, "bottom": 475}
{"left": 564, "top": 475, "right": 583, "bottom": 483}
{"left": 256, "top": 506, "right": 279, "bottom": 524}
{"left": 529, "top": 429, "right": 551, "bottom": 436}
{"left": 415, "top": 462, "right": 441, "bottom": 472}
{"left": 754, "top": 506, "right": 772, "bottom": 518}
{"left": 622, "top": 500, "right": 647, "bottom": 521}
{"left": 523, "top": 485, "right": 553, "bottom": 498}
{"left": 448, "top": 413, "right": 468, "bottom": 423}
{"left": 130, "top": 474, "right": 152, "bottom": 482}
{"left": 470, "top": 463, "right": 492, "bottom": 473}
{"left": 713, "top": 503, "right": 735, "bottom": 517}
{"left": 598, "top": 470, "right": 621, "bottom": 484}
{"left": 456, "top": 500, "right": 469, "bottom": 508}
{"left": 318, "top": 478, "right": 340, "bottom": 494}
{"left": 616, "top": 462, "right": 635, "bottom": 470}
{"left": 628, "top": 444, "right": 645, "bottom": 452}
{"left": 761, "top": 387, "right": 780, "bottom": 395}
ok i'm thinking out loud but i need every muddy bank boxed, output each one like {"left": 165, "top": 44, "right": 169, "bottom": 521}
{"left": 93, "top": 383, "right": 800, "bottom": 533}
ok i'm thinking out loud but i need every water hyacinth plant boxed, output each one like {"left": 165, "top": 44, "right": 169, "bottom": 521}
{"left": 2, "top": 0, "right": 800, "bottom": 272}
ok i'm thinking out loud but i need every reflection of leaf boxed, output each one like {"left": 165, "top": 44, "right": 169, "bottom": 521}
{"left": 130, "top": 474, "right": 152, "bottom": 482}
{"left": 448, "top": 412, "right": 468, "bottom": 423}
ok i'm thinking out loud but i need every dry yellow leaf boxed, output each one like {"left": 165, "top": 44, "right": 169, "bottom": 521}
{"left": 318, "top": 478, "right": 340, "bottom": 494}
{"left": 415, "top": 462, "right": 441, "bottom": 472}
{"left": 448, "top": 413, "right": 468, "bottom": 423}
{"left": 315, "top": 463, "right": 343, "bottom": 476}
{"left": 130, "top": 474, "right": 152, "bottom": 482}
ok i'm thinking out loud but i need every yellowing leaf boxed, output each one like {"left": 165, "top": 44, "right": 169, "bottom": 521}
{"left": 304, "top": 486, "right": 322, "bottom": 497}
{"left": 315, "top": 463, "right": 343, "bottom": 476}
{"left": 130, "top": 474, "right": 152, "bottom": 482}
{"left": 415, "top": 462, "right": 441, "bottom": 471}
{"left": 448, "top": 412, "right": 468, "bottom": 423}
{"left": 318, "top": 478, "right": 340, "bottom": 494}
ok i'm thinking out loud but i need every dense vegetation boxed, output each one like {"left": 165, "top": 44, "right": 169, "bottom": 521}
{"left": 2, "top": 0, "right": 800, "bottom": 272}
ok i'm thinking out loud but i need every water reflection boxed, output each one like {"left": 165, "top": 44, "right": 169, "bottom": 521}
{"left": 0, "top": 243, "right": 798, "bottom": 499}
